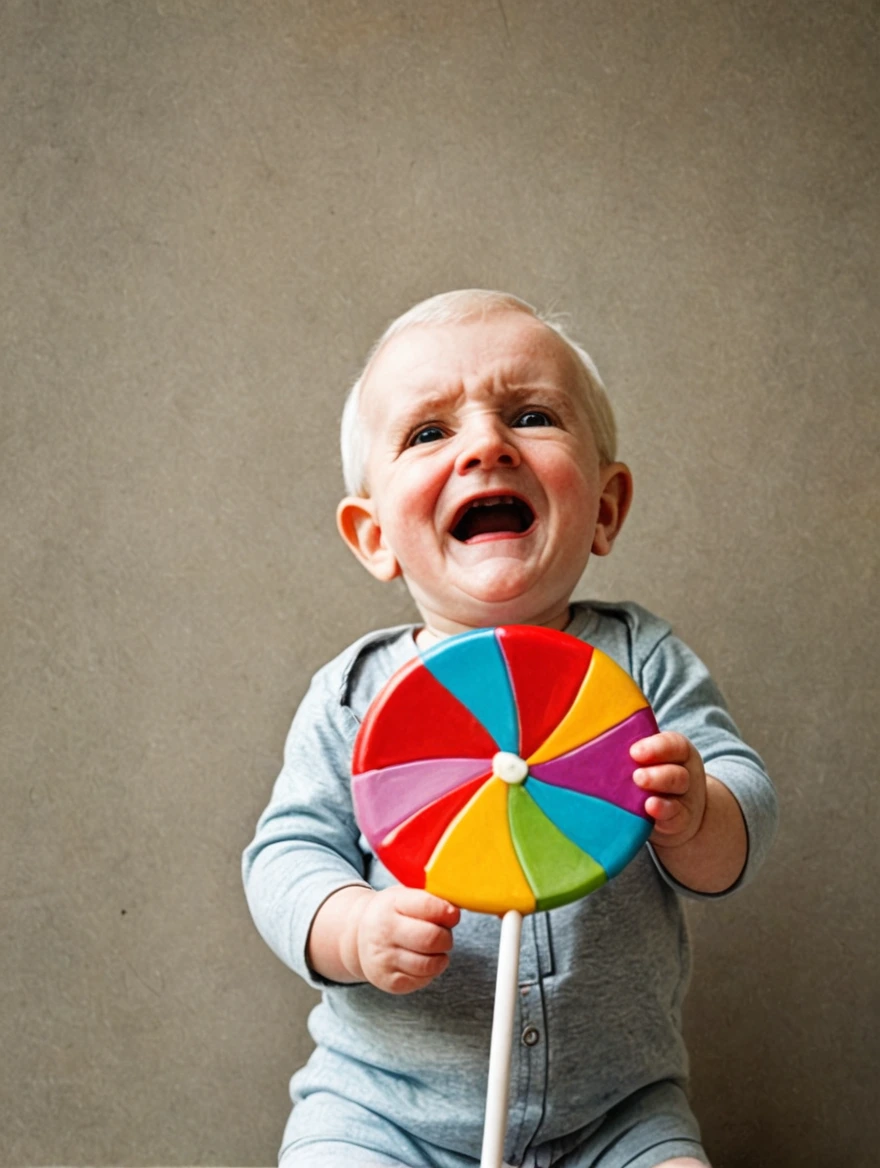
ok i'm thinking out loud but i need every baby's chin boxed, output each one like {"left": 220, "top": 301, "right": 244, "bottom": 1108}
{"left": 411, "top": 565, "right": 574, "bottom": 630}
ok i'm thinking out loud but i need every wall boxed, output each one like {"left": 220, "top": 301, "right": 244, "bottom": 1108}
{"left": 2, "top": 2, "right": 878, "bottom": 1164}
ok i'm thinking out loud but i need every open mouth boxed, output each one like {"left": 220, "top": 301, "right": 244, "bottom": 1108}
{"left": 451, "top": 495, "right": 536, "bottom": 543}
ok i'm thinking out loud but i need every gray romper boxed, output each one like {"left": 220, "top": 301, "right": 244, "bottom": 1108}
{"left": 243, "top": 601, "right": 777, "bottom": 1168}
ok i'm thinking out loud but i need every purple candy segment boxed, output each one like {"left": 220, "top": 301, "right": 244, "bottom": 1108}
{"left": 528, "top": 706, "right": 658, "bottom": 818}
{"left": 352, "top": 757, "right": 492, "bottom": 842}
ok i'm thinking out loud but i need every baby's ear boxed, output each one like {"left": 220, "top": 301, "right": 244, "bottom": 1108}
{"left": 592, "top": 463, "right": 634, "bottom": 556}
{"left": 336, "top": 496, "right": 402, "bottom": 582}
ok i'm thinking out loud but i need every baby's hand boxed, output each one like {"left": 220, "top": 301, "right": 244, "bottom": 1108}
{"left": 630, "top": 732, "right": 707, "bottom": 849}
{"left": 349, "top": 887, "right": 460, "bottom": 995}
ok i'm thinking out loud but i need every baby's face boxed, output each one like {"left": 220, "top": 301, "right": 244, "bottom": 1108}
{"left": 339, "top": 311, "right": 630, "bottom": 635}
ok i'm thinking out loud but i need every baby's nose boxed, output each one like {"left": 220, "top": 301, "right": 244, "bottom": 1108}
{"left": 455, "top": 418, "right": 521, "bottom": 473}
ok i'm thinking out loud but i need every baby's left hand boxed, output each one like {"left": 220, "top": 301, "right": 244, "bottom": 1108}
{"left": 630, "top": 732, "right": 707, "bottom": 848}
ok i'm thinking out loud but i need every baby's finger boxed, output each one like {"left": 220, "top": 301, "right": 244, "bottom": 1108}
{"left": 393, "top": 888, "right": 461, "bottom": 928}
{"left": 393, "top": 948, "right": 451, "bottom": 983}
{"left": 395, "top": 915, "right": 456, "bottom": 957}
{"left": 630, "top": 732, "right": 691, "bottom": 766}
{"left": 633, "top": 764, "right": 689, "bottom": 795}
{"left": 382, "top": 966, "right": 444, "bottom": 995}
{"left": 645, "top": 795, "right": 687, "bottom": 828}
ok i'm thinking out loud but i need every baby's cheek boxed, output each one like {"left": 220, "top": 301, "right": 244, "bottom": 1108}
{"left": 390, "top": 512, "right": 437, "bottom": 573}
{"left": 380, "top": 481, "right": 435, "bottom": 540}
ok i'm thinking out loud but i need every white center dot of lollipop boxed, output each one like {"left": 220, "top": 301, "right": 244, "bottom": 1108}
{"left": 493, "top": 751, "right": 529, "bottom": 785}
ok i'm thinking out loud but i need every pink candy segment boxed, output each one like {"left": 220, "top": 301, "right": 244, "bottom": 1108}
{"left": 352, "top": 757, "right": 492, "bottom": 841}
{"left": 529, "top": 706, "right": 658, "bottom": 818}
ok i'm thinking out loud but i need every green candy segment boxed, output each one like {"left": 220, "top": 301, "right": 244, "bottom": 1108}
{"left": 508, "top": 784, "right": 607, "bottom": 911}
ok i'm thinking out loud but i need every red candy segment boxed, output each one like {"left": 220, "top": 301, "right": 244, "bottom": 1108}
{"left": 375, "top": 772, "right": 491, "bottom": 890}
{"left": 496, "top": 626, "right": 594, "bottom": 758}
{"left": 353, "top": 657, "right": 499, "bottom": 773}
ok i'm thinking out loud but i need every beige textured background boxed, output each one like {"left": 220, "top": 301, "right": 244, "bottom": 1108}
{"left": 2, "top": 2, "right": 878, "bottom": 1165}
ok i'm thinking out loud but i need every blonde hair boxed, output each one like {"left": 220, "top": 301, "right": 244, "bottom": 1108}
{"left": 340, "top": 289, "right": 617, "bottom": 496}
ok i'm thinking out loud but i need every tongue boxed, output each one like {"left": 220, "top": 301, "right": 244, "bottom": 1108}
{"left": 459, "top": 503, "right": 525, "bottom": 540}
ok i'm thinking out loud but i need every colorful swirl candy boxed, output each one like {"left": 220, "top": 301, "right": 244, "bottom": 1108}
{"left": 352, "top": 624, "right": 657, "bottom": 914}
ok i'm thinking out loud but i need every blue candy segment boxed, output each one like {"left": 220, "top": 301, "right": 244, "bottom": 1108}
{"left": 525, "top": 777, "right": 651, "bottom": 877}
{"left": 420, "top": 628, "right": 519, "bottom": 753}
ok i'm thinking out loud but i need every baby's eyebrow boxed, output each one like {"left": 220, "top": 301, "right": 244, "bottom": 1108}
{"left": 382, "top": 380, "right": 580, "bottom": 445}
{"left": 397, "top": 381, "right": 571, "bottom": 416}
{"left": 398, "top": 388, "right": 462, "bottom": 416}
{"left": 502, "top": 382, "right": 573, "bottom": 403}
{"left": 496, "top": 382, "right": 584, "bottom": 420}
{"left": 381, "top": 386, "right": 464, "bottom": 436}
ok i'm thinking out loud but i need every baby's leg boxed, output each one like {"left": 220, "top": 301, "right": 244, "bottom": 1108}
{"left": 278, "top": 1090, "right": 471, "bottom": 1168}
{"left": 548, "top": 1081, "right": 709, "bottom": 1168}
{"left": 282, "top": 1143, "right": 411, "bottom": 1167}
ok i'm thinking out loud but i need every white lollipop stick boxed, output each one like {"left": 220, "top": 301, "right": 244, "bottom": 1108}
{"left": 480, "top": 908, "right": 523, "bottom": 1168}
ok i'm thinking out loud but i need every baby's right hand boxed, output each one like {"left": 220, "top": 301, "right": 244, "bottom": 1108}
{"left": 347, "top": 886, "right": 460, "bottom": 994}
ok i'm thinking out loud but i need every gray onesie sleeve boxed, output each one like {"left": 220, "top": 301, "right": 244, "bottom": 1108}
{"left": 242, "top": 663, "right": 371, "bottom": 988}
{"left": 638, "top": 628, "right": 778, "bottom": 897}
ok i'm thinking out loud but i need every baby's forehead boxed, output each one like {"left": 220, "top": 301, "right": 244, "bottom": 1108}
{"left": 363, "top": 313, "right": 586, "bottom": 407}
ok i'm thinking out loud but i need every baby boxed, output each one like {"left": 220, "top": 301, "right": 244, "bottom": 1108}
{"left": 243, "top": 290, "right": 777, "bottom": 1168}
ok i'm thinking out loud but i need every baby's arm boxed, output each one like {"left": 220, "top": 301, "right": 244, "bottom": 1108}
{"left": 630, "top": 732, "right": 748, "bottom": 893}
{"left": 631, "top": 624, "right": 777, "bottom": 897}
{"left": 307, "top": 885, "right": 460, "bottom": 994}
{"left": 243, "top": 654, "right": 462, "bottom": 996}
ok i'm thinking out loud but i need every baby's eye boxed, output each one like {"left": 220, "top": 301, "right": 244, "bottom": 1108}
{"left": 410, "top": 425, "right": 446, "bottom": 446}
{"left": 513, "top": 410, "right": 554, "bottom": 428}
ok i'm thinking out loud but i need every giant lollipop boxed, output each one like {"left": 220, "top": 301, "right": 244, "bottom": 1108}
{"left": 351, "top": 625, "right": 658, "bottom": 1168}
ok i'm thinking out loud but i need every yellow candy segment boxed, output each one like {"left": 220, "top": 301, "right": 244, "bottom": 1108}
{"left": 425, "top": 777, "right": 536, "bottom": 914}
{"left": 527, "top": 648, "right": 649, "bottom": 766}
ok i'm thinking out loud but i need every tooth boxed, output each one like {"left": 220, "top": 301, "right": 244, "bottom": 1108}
{"left": 470, "top": 496, "right": 517, "bottom": 508}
